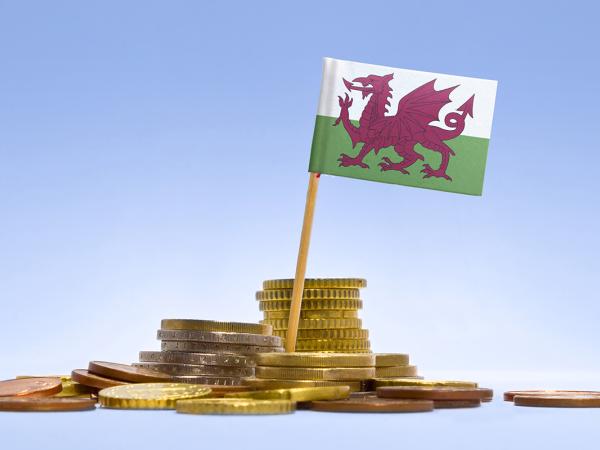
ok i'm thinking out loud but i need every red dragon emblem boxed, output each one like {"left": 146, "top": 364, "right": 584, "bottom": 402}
{"left": 334, "top": 74, "right": 475, "bottom": 181}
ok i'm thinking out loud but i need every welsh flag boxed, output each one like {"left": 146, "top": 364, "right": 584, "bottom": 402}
{"left": 309, "top": 58, "right": 498, "bottom": 195}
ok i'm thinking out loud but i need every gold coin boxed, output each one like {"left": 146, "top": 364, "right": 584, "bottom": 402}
{"left": 259, "top": 299, "right": 363, "bottom": 311}
{"left": 372, "top": 378, "right": 478, "bottom": 388}
{"left": 255, "top": 366, "right": 375, "bottom": 381}
{"left": 513, "top": 394, "right": 600, "bottom": 408}
{"left": 256, "top": 288, "right": 360, "bottom": 301}
{"left": 255, "top": 352, "right": 375, "bottom": 368}
{"left": 374, "top": 353, "right": 410, "bottom": 367}
{"left": 274, "top": 328, "right": 369, "bottom": 340}
{"left": 161, "top": 319, "right": 272, "bottom": 335}
{"left": 261, "top": 318, "right": 362, "bottom": 330}
{"left": 176, "top": 398, "right": 295, "bottom": 415}
{"left": 242, "top": 378, "right": 362, "bottom": 392}
{"left": 225, "top": 386, "right": 350, "bottom": 402}
{"left": 295, "top": 339, "right": 371, "bottom": 352}
{"left": 55, "top": 380, "right": 97, "bottom": 397}
{"left": 375, "top": 365, "right": 418, "bottom": 378}
{"left": 263, "top": 310, "right": 358, "bottom": 320}
{"left": 99, "top": 383, "right": 212, "bottom": 409}
{"left": 263, "top": 278, "right": 367, "bottom": 290}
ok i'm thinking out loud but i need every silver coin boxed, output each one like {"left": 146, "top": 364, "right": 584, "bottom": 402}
{"left": 157, "top": 329, "right": 282, "bottom": 347}
{"left": 171, "top": 375, "right": 244, "bottom": 385}
{"left": 139, "top": 351, "right": 256, "bottom": 367}
{"left": 161, "top": 340, "right": 284, "bottom": 354}
{"left": 133, "top": 362, "right": 254, "bottom": 377}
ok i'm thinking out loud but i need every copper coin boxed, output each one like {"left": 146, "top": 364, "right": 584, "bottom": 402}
{"left": 0, "top": 377, "right": 62, "bottom": 397}
{"left": 308, "top": 397, "right": 433, "bottom": 413}
{"left": 514, "top": 394, "right": 600, "bottom": 408}
{"left": 71, "top": 370, "right": 129, "bottom": 390}
{"left": 88, "top": 361, "right": 172, "bottom": 383}
{"left": 0, "top": 396, "right": 97, "bottom": 412}
{"left": 377, "top": 386, "right": 493, "bottom": 401}
{"left": 433, "top": 400, "right": 481, "bottom": 409}
{"left": 504, "top": 390, "right": 600, "bottom": 401}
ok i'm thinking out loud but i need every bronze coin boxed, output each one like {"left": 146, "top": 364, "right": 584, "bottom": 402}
{"left": 504, "top": 390, "right": 600, "bottom": 401}
{"left": 0, "top": 377, "right": 62, "bottom": 397}
{"left": 88, "top": 361, "right": 172, "bottom": 383}
{"left": 514, "top": 394, "right": 600, "bottom": 408}
{"left": 0, "top": 396, "right": 97, "bottom": 412}
{"left": 377, "top": 386, "right": 494, "bottom": 401}
{"left": 71, "top": 369, "right": 129, "bottom": 390}
{"left": 433, "top": 400, "right": 481, "bottom": 409}
{"left": 308, "top": 396, "right": 433, "bottom": 413}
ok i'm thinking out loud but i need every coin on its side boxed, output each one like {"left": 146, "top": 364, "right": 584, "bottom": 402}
{"left": 176, "top": 398, "right": 295, "bottom": 415}
{"left": 161, "top": 340, "right": 283, "bottom": 354}
{"left": 514, "top": 394, "right": 600, "bottom": 408}
{"left": 504, "top": 390, "right": 600, "bottom": 401}
{"left": 242, "top": 378, "right": 362, "bottom": 392}
{"left": 255, "top": 366, "right": 375, "bottom": 381}
{"left": 0, "top": 397, "right": 97, "bottom": 412}
{"left": 255, "top": 352, "right": 375, "bottom": 368}
{"left": 0, "top": 377, "right": 63, "bottom": 397}
{"left": 374, "top": 365, "right": 418, "bottom": 378}
{"left": 377, "top": 386, "right": 493, "bottom": 401}
{"left": 156, "top": 329, "right": 281, "bottom": 347}
{"left": 225, "top": 386, "right": 350, "bottom": 402}
{"left": 161, "top": 319, "right": 272, "bottom": 335}
{"left": 99, "top": 383, "right": 212, "bottom": 409}
{"left": 262, "top": 278, "right": 367, "bottom": 290}
{"left": 71, "top": 369, "right": 129, "bottom": 390}
{"left": 374, "top": 354, "right": 410, "bottom": 367}
{"left": 308, "top": 397, "right": 434, "bottom": 413}
{"left": 88, "top": 361, "right": 172, "bottom": 383}
{"left": 133, "top": 362, "right": 254, "bottom": 377}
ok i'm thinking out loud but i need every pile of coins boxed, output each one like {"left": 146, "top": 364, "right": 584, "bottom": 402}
{"left": 134, "top": 319, "right": 284, "bottom": 386}
{"left": 258, "top": 278, "right": 370, "bottom": 353}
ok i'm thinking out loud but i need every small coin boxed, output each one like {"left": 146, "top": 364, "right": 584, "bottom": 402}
{"left": 263, "top": 310, "right": 358, "bottom": 320}
{"left": 259, "top": 299, "right": 363, "bottom": 311}
{"left": 513, "top": 394, "right": 600, "bottom": 408}
{"left": 88, "top": 361, "right": 172, "bottom": 383}
{"left": 71, "top": 369, "right": 129, "bottom": 390}
{"left": 0, "top": 377, "right": 63, "bottom": 397}
{"left": 308, "top": 397, "right": 434, "bottom": 413}
{"left": 161, "top": 319, "right": 272, "bottom": 335}
{"left": 225, "top": 385, "right": 350, "bottom": 402}
{"left": 433, "top": 400, "right": 481, "bottom": 409}
{"left": 503, "top": 390, "right": 600, "bottom": 401}
{"left": 261, "top": 318, "right": 362, "bottom": 330}
{"left": 255, "top": 352, "right": 375, "bottom": 368}
{"left": 15, "top": 376, "right": 96, "bottom": 398}
{"left": 173, "top": 385, "right": 253, "bottom": 397}
{"left": 262, "top": 278, "right": 367, "bottom": 290}
{"left": 139, "top": 351, "right": 255, "bottom": 367}
{"left": 256, "top": 288, "right": 361, "bottom": 301}
{"left": 133, "top": 362, "right": 254, "bottom": 377}
{"left": 161, "top": 340, "right": 283, "bottom": 354}
{"left": 377, "top": 386, "right": 494, "bottom": 401}
{"left": 99, "top": 383, "right": 212, "bottom": 409}
{"left": 374, "top": 353, "right": 410, "bottom": 367}
{"left": 0, "top": 397, "right": 97, "bottom": 412}
{"left": 274, "top": 328, "right": 369, "bottom": 340}
{"left": 157, "top": 329, "right": 282, "bottom": 347}
{"left": 171, "top": 376, "right": 245, "bottom": 386}
{"left": 16, "top": 375, "right": 71, "bottom": 382}
{"left": 294, "top": 339, "right": 371, "bottom": 352}
{"left": 255, "top": 366, "right": 375, "bottom": 381}
{"left": 242, "top": 378, "right": 362, "bottom": 392}
{"left": 374, "top": 365, "right": 418, "bottom": 378}
{"left": 177, "top": 398, "right": 295, "bottom": 415}
{"left": 372, "top": 378, "right": 477, "bottom": 389}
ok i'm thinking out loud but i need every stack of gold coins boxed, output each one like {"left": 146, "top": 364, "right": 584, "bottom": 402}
{"left": 135, "top": 319, "right": 284, "bottom": 386}
{"left": 258, "top": 278, "right": 370, "bottom": 353}
{"left": 373, "top": 353, "right": 419, "bottom": 379}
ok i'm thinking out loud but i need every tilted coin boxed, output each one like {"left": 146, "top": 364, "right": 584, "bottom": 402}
{"left": 99, "top": 383, "right": 212, "bottom": 409}
{"left": 242, "top": 378, "right": 362, "bottom": 392}
{"left": 372, "top": 378, "right": 477, "bottom": 389}
{"left": 177, "top": 398, "right": 295, "bottom": 415}
{"left": 171, "top": 376, "right": 244, "bottom": 386}
{"left": 374, "top": 365, "right": 418, "bottom": 378}
{"left": 71, "top": 369, "right": 129, "bottom": 390}
{"left": 433, "top": 400, "right": 481, "bottom": 409}
{"left": 88, "top": 361, "right": 172, "bottom": 383}
{"left": 161, "top": 319, "right": 272, "bottom": 335}
{"left": 513, "top": 394, "right": 600, "bottom": 408}
{"left": 294, "top": 339, "right": 371, "bottom": 352}
{"left": 133, "top": 362, "right": 254, "bottom": 377}
{"left": 261, "top": 318, "right": 362, "bottom": 330}
{"left": 139, "top": 351, "right": 255, "bottom": 367}
{"left": 377, "top": 386, "right": 494, "bottom": 401}
{"left": 263, "top": 310, "right": 358, "bottom": 320}
{"left": 16, "top": 375, "right": 71, "bottom": 382}
{"left": 255, "top": 366, "right": 375, "bottom": 381}
{"left": 15, "top": 376, "right": 96, "bottom": 397}
{"left": 274, "top": 328, "right": 369, "bottom": 340}
{"left": 255, "top": 352, "right": 375, "bottom": 368}
{"left": 157, "top": 329, "right": 281, "bottom": 347}
{"left": 0, "top": 397, "right": 97, "bottom": 412}
{"left": 374, "top": 353, "right": 410, "bottom": 367}
{"left": 0, "top": 377, "right": 62, "bottom": 397}
{"left": 262, "top": 278, "right": 367, "bottom": 290}
{"left": 259, "top": 299, "right": 363, "bottom": 311}
{"left": 161, "top": 340, "right": 284, "bottom": 354}
{"left": 308, "top": 397, "right": 434, "bottom": 413}
{"left": 256, "top": 288, "right": 361, "bottom": 301}
{"left": 225, "top": 386, "right": 350, "bottom": 402}
{"left": 503, "top": 390, "right": 600, "bottom": 401}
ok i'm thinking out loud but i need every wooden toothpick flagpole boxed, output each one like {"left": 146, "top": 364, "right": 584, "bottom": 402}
{"left": 285, "top": 171, "right": 320, "bottom": 352}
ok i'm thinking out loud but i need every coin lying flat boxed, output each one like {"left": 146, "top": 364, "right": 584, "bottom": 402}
{"left": 255, "top": 366, "right": 375, "bottom": 381}
{"left": 262, "top": 278, "right": 367, "bottom": 290}
{"left": 16, "top": 375, "right": 71, "bottom": 382}
{"left": 259, "top": 299, "right": 363, "bottom": 312}
{"left": 242, "top": 378, "right": 363, "bottom": 392}
{"left": 0, "top": 397, "right": 97, "bottom": 412}
{"left": 256, "top": 288, "right": 361, "bottom": 301}
{"left": 182, "top": 385, "right": 253, "bottom": 397}
{"left": 156, "top": 329, "right": 282, "bottom": 347}
{"left": 294, "top": 339, "right": 371, "bottom": 352}
{"left": 274, "top": 328, "right": 369, "bottom": 340}
{"left": 0, "top": 377, "right": 62, "bottom": 397}
{"left": 171, "top": 375, "right": 244, "bottom": 386}
{"left": 71, "top": 369, "right": 129, "bottom": 390}
{"left": 55, "top": 380, "right": 97, "bottom": 397}
{"left": 161, "top": 319, "right": 272, "bottom": 335}
{"left": 503, "top": 390, "right": 600, "bottom": 401}
{"left": 176, "top": 398, "right": 295, "bottom": 415}
{"left": 161, "top": 341, "right": 283, "bottom": 354}
{"left": 255, "top": 352, "right": 375, "bottom": 368}
{"left": 308, "top": 397, "right": 434, "bottom": 413}
{"left": 377, "top": 386, "right": 493, "bottom": 401}
{"left": 99, "top": 383, "right": 212, "bottom": 409}
{"left": 264, "top": 310, "right": 359, "bottom": 320}
{"left": 139, "top": 351, "right": 255, "bottom": 367}
{"left": 261, "top": 318, "right": 362, "bottom": 330}
{"left": 433, "top": 400, "right": 481, "bottom": 409}
{"left": 133, "top": 362, "right": 254, "bottom": 377}
{"left": 374, "top": 354, "right": 410, "bottom": 367}
{"left": 374, "top": 366, "right": 418, "bottom": 378}
{"left": 513, "top": 394, "right": 600, "bottom": 408}
{"left": 372, "top": 378, "right": 477, "bottom": 389}
{"left": 225, "top": 386, "right": 350, "bottom": 402}
{"left": 88, "top": 361, "right": 172, "bottom": 383}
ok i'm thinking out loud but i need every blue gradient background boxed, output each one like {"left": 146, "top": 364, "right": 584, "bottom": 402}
{"left": 1, "top": 1, "right": 599, "bottom": 448}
